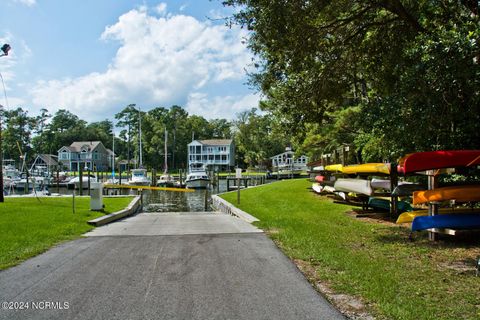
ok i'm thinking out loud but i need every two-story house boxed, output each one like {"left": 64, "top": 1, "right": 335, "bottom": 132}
{"left": 58, "top": 141, "right": 113, "bottom": 172}
{"left": 187, "top": 139, "right": 235, "bottom": 171}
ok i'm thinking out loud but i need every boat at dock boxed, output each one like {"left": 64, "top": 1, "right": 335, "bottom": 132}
{"left": 185, "top": 163, "right": 210, "bottom": 189}
{"left": 128, "top": 168, "right": 151, "bottom": 186}
{"left": 157, "top": 128, "right": 177, "bottom": 188}
{"left": 157, "top": 174, "right": 177, "bottom": 188}
{"left": 67, "top": 174, "right": 98, "bottom": 189}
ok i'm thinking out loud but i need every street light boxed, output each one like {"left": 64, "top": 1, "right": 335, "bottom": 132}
{"left": 0, "top": 43, "right": 11, "bottom": 203}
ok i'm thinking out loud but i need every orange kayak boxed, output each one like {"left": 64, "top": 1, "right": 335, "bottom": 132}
{"left": 413, "top": 185, "right": 480, "bottom": 205}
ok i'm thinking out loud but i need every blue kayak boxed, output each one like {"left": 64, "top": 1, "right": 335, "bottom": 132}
{"left": 411, "top": 213, "right": 480, "bottom": 231}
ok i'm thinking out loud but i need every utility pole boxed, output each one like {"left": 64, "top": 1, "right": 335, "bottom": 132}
{"left": 0, "top": 43, "right": 11, "bottom": 203}
{"left": 0, "top": 103, "right": 4, "bottom": 203}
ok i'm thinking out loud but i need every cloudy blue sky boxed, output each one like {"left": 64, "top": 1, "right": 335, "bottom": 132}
{"left": 0, "top": 0, "right": 259, "bottom": 122}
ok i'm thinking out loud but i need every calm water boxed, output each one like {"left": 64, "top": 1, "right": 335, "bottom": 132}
{"left": 142, "top": 180, "right": 227, "bottom": 212}
{"left": 6, "top": 180, "right": 229, "bottom": 213}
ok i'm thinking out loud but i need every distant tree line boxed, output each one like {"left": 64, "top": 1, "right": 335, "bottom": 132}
{"left": 0, "top": 105, "right": 290, "bottom": 171}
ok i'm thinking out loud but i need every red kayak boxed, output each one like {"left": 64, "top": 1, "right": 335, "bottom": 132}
{"left": 315, "top": 175, "right": 325, "bottom": 183}
{"left": 398, "top": 150, "right": 480, "bottom": 174}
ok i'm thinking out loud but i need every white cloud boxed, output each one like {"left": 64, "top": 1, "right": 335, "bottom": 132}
{"left": 14, "top": 0, "right": 36, "bottom": 7}
{"left": 186, "top": 92, "right": 261, "bottom": 120}
{"left": 155, "top": 3, "right": 167, "bottom": 16}
{"left": 30, "top": 6, "right": 253, "bottom": 121}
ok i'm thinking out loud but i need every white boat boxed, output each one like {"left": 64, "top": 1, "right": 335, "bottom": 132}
{"left": 67, "top": 175, "right": 98, "bottom": 189}
{"left": 127, "top": 107, "right": 150, "bottom": 187}
{"left": 128, "top": 168, "right": 150, "bottom": 186}
{"left": 3, "top": 163, "right": 21, "bottom": 189}
{"left": 185, "top": 163, "right": 210, "bottom": 189}
{"left": 157, "top": 174, "right": 176, "bottom": 187}
{"left": 105, "top": 178, "right": 119, "bottom": 185}
{"left": 334, "top": 178, "right": 373, "bottom": 196}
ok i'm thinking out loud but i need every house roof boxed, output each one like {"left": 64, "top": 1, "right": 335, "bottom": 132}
{"left": 198, "top": 139, "right": 233, "bottom": 146}
{"left": 69, "top": 141, "right": 103, "bottom": 152}
{"left": 36, "top": 154, "right": 59, "bottom": 166}
{"left": 106, "top": 148, "right": 115, "bottom": 156}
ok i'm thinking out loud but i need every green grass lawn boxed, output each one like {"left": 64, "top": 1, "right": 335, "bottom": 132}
{"left": 0, "top": 196, "right": 133, "bottom": 270}
{"left": 221, "top": 179, "right": 480, "bottom": 320}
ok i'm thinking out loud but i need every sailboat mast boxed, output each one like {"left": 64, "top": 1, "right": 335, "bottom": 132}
{"left": 138, "top": 107, "right": 143, "bottom": 168}
{"left": 112, "top": 131, "right": 115, "bottom": 179}
{"left": 164, "top": 128, "right": 168, "bottom": 174}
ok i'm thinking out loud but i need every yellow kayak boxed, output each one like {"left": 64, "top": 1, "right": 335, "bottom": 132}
{"left": 342, "top": 163, "right": 390, "bottom": 175}
{"left": 413, "top": 185, "right": 480, "bottom": 205}
{"left": 396, "top": 208, "right": 480, "bottom": 224}
{"left": 325, "top": 164, "right": 343, "bottom": 172}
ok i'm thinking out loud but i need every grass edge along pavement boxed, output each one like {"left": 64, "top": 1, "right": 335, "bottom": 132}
{"left": 0, "top": 196, "right": 133, "bottom": 270}
{"left": 220, "top": 179, "right": 480, "bottom": 320}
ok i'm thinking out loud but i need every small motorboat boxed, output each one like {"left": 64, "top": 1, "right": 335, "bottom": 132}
{"left": 185, "top": 163, "right": 210, "bottom": 189}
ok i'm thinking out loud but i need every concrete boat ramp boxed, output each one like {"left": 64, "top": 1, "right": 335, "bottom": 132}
{"left": 0, "top": 212, "right": 344, "bottom": 320}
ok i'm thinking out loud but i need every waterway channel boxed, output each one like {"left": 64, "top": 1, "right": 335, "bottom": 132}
{"left": 7, "top": 179, "right": 232, "bottom": 212}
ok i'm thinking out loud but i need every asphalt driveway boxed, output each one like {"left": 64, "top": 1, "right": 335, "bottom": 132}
{"left": 0, "top": 212, "right": 344, "bottom": 320}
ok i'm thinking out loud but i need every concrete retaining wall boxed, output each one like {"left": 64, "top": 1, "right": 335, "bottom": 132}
{"left": 88, "top": 195, "right": 142, "bottom": 227}
{"left": 211, "top": 195, "right": 259, "bottom": 223}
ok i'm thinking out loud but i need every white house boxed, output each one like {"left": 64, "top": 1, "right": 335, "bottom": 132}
{"left": 187, "top": 139, "right": 235, "bottom": 171}
{"left": 271, "top": 148, "right": 308, "bottom": 171}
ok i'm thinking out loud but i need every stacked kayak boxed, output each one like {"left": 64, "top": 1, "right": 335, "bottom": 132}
{"left": 342, "top": 163, "right": 390, "bottom": 175}
{"left": 397, "top": 207, "right": 480, "bottom": 224}
{"left": 413, "top": 185, "right": 480, "bottom": 205}
{"left": 411, "top": 214, "right": 480, "bottom": 232}
{"left": 368, "top": 197, "right": 413, "bottom": 213}
{"left": 334, "top": 178, "right": 373, "bottom": 196}
{"left": 398, "top": 150, "right": 480, "bottom": 174}
{"left": 395, "top": 150, "right": 480, "bottom": 232}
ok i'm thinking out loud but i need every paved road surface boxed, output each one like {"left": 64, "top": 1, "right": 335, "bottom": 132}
{"left": 0, "top": 212, "right": 344, "bottom": 320}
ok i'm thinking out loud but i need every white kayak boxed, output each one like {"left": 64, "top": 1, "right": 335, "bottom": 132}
{"left": 371, "top": 178, "right": 391, "bottom": 190}
{"left": 322, "top": 185, "right": 336, "bottom": 194}
{"left": 371, "top": 179, "right": 415, "bottom": 191}
{"left": 334, "top": 178, "right": 373, "bottom": 196}
{"left": 312, "top": 183, "right": 323, "bottom": 194}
